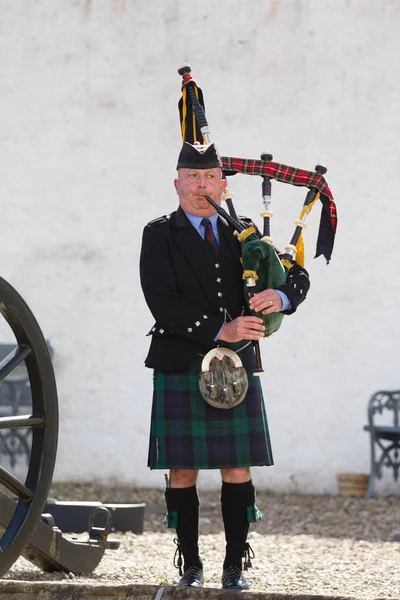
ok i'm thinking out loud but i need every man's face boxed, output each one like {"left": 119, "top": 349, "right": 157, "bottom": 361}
{"left": 174, "top": 167, "right": 227, "bottom": 217}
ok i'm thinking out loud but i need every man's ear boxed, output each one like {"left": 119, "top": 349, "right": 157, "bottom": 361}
{"left": 174, "top": 178, "right": 179, "bottom": 193}
{"left": 221, "top": 178, "right": 227, "bottom": 192}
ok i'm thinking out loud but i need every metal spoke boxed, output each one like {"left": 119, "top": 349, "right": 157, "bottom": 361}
{"left": 0, "top": 415, "right": 44, "bottom": 430}
{"left": 0, "top": 346, "right": 32, "bottom": 383}
{"left": 0, "top": 466, "right": 33, "bottom": 501}
{"left": 0, "top": 277, "right": 58, "bottom": 575}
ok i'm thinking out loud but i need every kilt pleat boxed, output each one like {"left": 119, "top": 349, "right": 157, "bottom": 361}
{"left": 147, "top": 345, "right": 274, "bottom": 469}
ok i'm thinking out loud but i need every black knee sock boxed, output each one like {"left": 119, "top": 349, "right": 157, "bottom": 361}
{"left": 221, "top": 480, "right": 256, "bottom": 569}
{"left": 165, "top": 485, "right": 202, "bottom": 571}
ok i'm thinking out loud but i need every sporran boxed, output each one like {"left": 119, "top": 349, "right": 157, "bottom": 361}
{"left": 199, "top": 347, "right": 248, "bottom": 409}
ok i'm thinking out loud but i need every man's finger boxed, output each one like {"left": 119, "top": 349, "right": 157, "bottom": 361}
{"left": 250, "top": 296, "right": 274, "bottom": 308}
{"left": 239, "top": 316, "right": 264, "bottom": 324}
{"left": 239, "top": 332, "right": 265, "bottom": 341}
{"left": 238, "top": 325, "right": 265, "bottom": 335}
{"left": 239, "top": 320, "right": 265, "bottom": 330}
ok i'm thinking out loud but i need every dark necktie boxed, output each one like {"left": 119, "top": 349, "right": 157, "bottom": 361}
{"left": 201, "top": 218, "right": 219, "bottom": 255}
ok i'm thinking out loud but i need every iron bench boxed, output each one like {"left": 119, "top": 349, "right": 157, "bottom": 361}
{"left": 364, "top": 390, "right": 400, "bottom": 498}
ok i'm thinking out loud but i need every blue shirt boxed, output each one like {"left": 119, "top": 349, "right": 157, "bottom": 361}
{"left": 185, "top": 212, "right": 220, "bottom": 245}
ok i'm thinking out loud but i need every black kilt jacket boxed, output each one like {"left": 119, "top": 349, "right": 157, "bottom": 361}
{"left": 140, "top": 206, "right": 310, "bottom": 372}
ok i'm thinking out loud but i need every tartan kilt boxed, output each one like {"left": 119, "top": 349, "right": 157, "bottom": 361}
{"left": 147, "top": 344, "right": 274, "bottom": 469}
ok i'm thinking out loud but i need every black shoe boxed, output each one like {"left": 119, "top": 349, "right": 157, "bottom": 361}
{"left": 222, "top": 566, "right": 249, "bottom": 590}
{"left": 177, "top": 566, "right": 204, "bottom": 588}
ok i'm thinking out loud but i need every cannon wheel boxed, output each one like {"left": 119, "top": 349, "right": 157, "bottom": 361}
{"left": 0, "top": 276, "right": 58, "bottom": 576}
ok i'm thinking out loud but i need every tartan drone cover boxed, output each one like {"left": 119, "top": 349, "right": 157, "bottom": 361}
{"left": 220, "top": 156, "right": 337, "bottom": 264}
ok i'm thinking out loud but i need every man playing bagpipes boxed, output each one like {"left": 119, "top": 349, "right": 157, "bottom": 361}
{"left": 139, "top": 67, "right": 336, "bottom": 590}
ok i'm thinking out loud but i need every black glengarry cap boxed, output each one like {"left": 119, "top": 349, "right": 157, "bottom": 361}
{"left": 176, "top": 142, "right": 221, "bottom": 170}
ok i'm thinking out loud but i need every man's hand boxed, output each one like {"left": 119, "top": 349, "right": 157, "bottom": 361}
{"left": 249, "top": 289, "right": 283, "bottom": 315}
{"left": 218, "top": 316, "right": 265, "bottom": 343}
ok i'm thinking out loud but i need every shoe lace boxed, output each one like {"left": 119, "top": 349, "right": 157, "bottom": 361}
{"left": 181, "top": 565, "right": 200, "bottom": 582}
{"left": 243, "top": 542, "right": 255, "bottom": 571}
{"left": 224, "top": 565, "right": 242, "bottom": 579}
{"left": 173, "top": 538, "right": 183, "bottom": 576}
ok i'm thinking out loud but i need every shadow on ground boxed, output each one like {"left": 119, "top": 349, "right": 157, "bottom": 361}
{"left": 48, "top": 483, "right": 400, "bottom": 543}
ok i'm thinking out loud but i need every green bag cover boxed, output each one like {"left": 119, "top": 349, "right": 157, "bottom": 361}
{"left": 241, "top": 234, "right": 287, "bottom": 336}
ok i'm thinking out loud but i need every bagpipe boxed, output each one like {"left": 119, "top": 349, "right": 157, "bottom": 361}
{"left": 177, "top": 64, "right": 337, "bottom": 375}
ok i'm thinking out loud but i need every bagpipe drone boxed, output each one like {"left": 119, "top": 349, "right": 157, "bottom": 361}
{"left": 177, "top": 64, "right": 337, "bottom": 382}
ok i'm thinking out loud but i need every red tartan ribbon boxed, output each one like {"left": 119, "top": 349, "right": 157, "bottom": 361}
{"left": 220, "top": 156, "right": 338, "bottom": 263}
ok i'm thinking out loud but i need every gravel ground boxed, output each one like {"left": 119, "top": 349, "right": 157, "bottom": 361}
{"left": 3, "top": 483, "right": 400, "bottom": 599}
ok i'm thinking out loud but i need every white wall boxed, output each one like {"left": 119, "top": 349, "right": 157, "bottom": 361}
{"left": 0, "top": 0, "right": 399, "bottom": 494}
